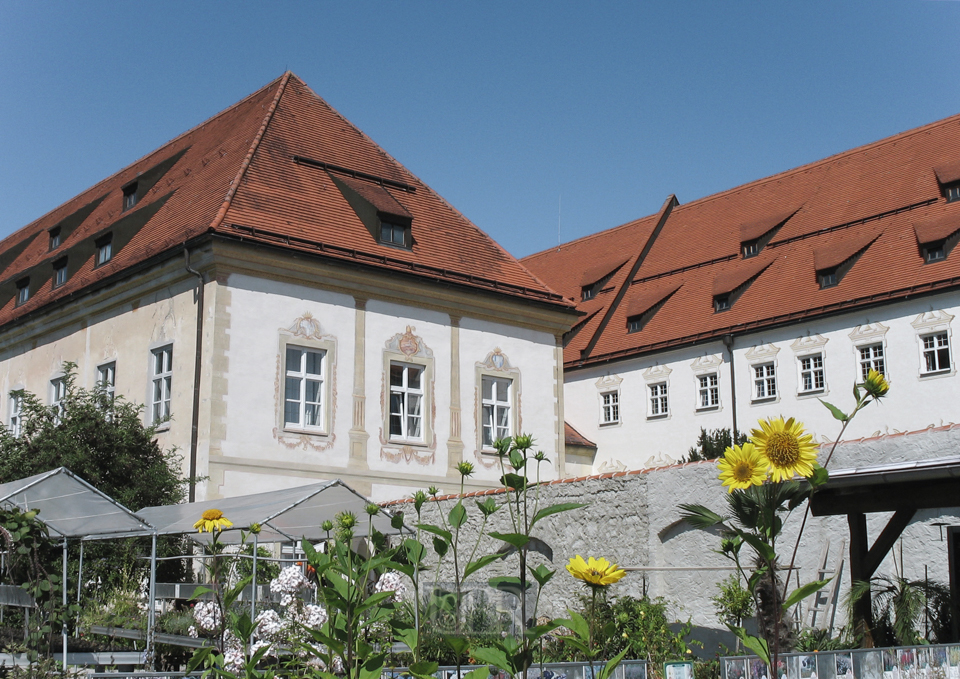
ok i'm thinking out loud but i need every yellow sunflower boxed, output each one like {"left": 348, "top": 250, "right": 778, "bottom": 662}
{"left": 193, "top": 508, "right": 233, "bottom": 533}
{"left": 717, "top": 442, "right": 768, "bottom": 492}
{"left": 566, "top": 555, "right": 626, "bottom": 587}
{"left": 750, "top": 417, "right": 818, "bottom": 483}
{"left": 863, "top": 369, "right": 890, "bottom": 399}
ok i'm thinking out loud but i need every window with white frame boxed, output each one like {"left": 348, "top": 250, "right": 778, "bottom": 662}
{"left": 50, "top": 377, "right": 66, "bottom": 424}
{"left": 601, "top": 390, "right": 620, "bottom": 424}
{"left": 481, "top": 375, "right": 512, "bottom": 447}
{"left": 648, "top": 382, "right": 669, "bottom": 417}
{"left": 284, "top": 346, "right": 325, "bottom": 430}
{"left": 8, "top": 394, "right": 21, "bottom": 437}
{"left": 921, "top": 332, "right": 951, "bottom": 374}
{"left": 858, "top": 343, "right": 885, "bottom": 381}
{"left": 389, "top": 362, "right": 423, "bottom": 441}
{"left": 698, "top": 373, "right": 720, "bottom": 409}
{"left": 151, "top": 345, "right": 173, "bottom": 424}
{"left": 798, "top": 353, "right": 825, "bottom": 393}
{"left": 753, "top": 362, "right": 777, "bottom": 400}
{"left": 95, "top": 234, "right": 113, "bottom": 267}
{"left": 97, "top": 362, "right": 116, "bottom": 401}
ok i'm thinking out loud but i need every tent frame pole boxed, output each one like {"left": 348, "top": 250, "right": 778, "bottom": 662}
{"left": 250, "top": 532, "right": 259, "bottom": 645}
{"left": 61, "top": 538, "right": 68, "bottom": 671}
{"left": 146, "top": 534, "right": 158, "bottom": 670}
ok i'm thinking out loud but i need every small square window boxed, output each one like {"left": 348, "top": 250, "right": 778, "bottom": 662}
{"left": 582, "top": 285, "right": 596, "bottom": 302}
{"left": 698, "top": 373, "right": 720, "bottom": 409}
{"left": 627, "top": 316, "right": 643, "bottom": 333}
{"left": 648, "top": 382, "right": 668, "bottom": 417}
{"left": 601, "top": 391, "right": 620, "bottom": 424}
{"left": 714, "top": 295, "right": 730, "bottom": 312}
{"left": 380, "top": 221, "right": 408, "bottom": 247}
{"left": 742, "top": 240, "right": 759, "bottom": 258}
{"left": 925, "top": 243, "right": 946, "bottom": 263}
{"left": 945, "top": 182, "right": 960, "bottom": 203}
{"left": 858, "top": 343, "right": 885, "bottom": 381}
{"left": 49, "top": 227, "right": 61, "bottom": 251}
{"left": 921, "top": 332, "right": 951, "bottom": 374}
{"left": 819, "top": 270, "right": 838, "bottom": 289}
{"left": 95, "top": 234, "right": 113, "bottom": 266}
{"left": 123, "top": 182, "right": 138, "bottom": 210}
{"left": 53, "top": 258, "right": 68, "bottom": 288}
{"left": 799, "top": 353, "right": 825, "bottom": 393}
{"left": 753, "top": 362, "right": 777, "bottom": 400}
{"left": 15, "top": 279, "right": 29, "bottom": 306}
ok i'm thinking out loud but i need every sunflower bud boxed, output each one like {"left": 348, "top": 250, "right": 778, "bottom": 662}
{"left": 456, "top": 461, "right": 475, "bottom": 478}
{"left": 413, "top": 490, "right": 428, "bottom": 513}
{"left": 863, "top": 369, "right": 890, "bottom": 399}
{"left": 428, "top": 486, "right": 440, "bottom": 497}
{"left": 321, "top": 520, "right": 334, "bottom": 532}
{"left": 249, "top": 523, "right": 261, "bottom": 535}
{"left": 365, "top": 503, "right": 380, "bottom": 516}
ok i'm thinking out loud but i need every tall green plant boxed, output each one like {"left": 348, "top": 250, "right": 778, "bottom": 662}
{"left": 468, "top": 434, "right": 585, "bottom": 679}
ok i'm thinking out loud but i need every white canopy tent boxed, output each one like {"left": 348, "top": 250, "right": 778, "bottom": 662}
{"left": 0, "top": 469, "right": 401, "bottom": 669}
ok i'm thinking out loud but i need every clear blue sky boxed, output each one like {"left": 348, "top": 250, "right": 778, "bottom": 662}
{"left": 1, "top": 2, "right": 959, "bottom": 259}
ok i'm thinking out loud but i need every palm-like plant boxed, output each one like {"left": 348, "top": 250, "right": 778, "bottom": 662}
{"left": 846, "top": 575, "right": 953, "bottom": 646}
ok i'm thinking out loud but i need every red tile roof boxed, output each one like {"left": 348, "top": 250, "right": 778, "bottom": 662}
{"left": 564, "top": 421, "right": 597, "bottom": 449}
{"left": 0, "top": 73, "right": 573, "bottom": 329}
{"left": 522, "top": 111, "right": 960, "bottom": 368}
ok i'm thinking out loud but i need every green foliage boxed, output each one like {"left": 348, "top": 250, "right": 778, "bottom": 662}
{"left": 0, "top": 365, "right": 188, "bottom": 586}
{"left": 232, "top": 544, "right": 280, "bottom": 584}
{"left": 793, "top": 627, "right": 860, "bottom": 652}
{"left": 712, "top": 575, "right": 754, "bottom": 626}
{"left": 683, "top": 428, "right": 748, "bottom": 463}
{"left": 847, "top": 575, "right": 954, "bottom": 646}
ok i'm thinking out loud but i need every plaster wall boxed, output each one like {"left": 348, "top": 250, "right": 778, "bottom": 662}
{"left": 0, "top": 271, "right": 201, "bottom": 482}
{"left": 564, "top": 290, "right": 960, "bottom": 472}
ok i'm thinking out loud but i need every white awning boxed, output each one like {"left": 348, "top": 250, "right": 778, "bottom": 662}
{"left": 0, "top": 467, "right": 155, "bottom": 541}
{"left": 137, "top": 479, "right": 400, "bottom": 544}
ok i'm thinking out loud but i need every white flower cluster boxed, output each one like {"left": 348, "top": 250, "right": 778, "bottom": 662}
{"left": 287, "top": 602, "right": 328, "bottom": 629}
{"left": 374, "top": 570, "right": 407, "bottom": 603}
{"left": 269, "top": 566, "right": 315, "bottom": 607}
{"left": 222, "top": 629, "right": 245, "bottom": 673}
{"left": 192, "top": 601, "right": 222, "bottom": 631}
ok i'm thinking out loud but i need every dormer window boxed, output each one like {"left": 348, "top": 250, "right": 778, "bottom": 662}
{"left": 925, "top": 242, "right": 946, "bottom": 263}
{"left": 122, "top": 182, "right": 138, "bottom": 211}
{"left": 819, "top": 269, "right": 838, "bottom": 289}
{"left": 49, "top": 227, "right": 61, "bottom": 251}
{"left": 380, "top": 221, "right": 409, "bottom": 247}
{"left": 95, "top": 233, "right": 113, "bottom": 266}
{"left": 16, "top": 278, "right": 29, "bottom": 306}
{"left": 945, "top": 181, "right": 960, "bottom": 203}
{"left": 742, "top": 240, "right": 759, "bottom": 258}
{"left": 53, "top": 258, "right": 68, "bottom": 288}
{"left": 714, "top": 295, "right": 730, "bottom": 312}
{"left": 582, "top": 285, "right": 597, "bottom": 301}
{"left": 627, "top": 316, "right": 643, "bottom": 333}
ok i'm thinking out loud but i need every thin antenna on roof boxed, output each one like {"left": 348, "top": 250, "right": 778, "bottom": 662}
{"left": 557, "top": 193, "right": 562, "bottom": 251}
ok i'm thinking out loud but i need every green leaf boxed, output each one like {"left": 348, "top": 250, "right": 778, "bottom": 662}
{"left": 449, "top": 502, "right": 467, "bottom": 529}
{"left": 810, "top": 464, "right": 830, "bottom": 487}
{"left": 470, "top": 646, "right": 513, "bottom": 674}
{"left": 558, "top": 610, "right": 590, "bottom": 640}
{"left": 404, "top": 538, "right": 426, "bottom": 564}
{"left": 529, "top": 564, "right": 555, "bottom": 588}
{"left": 508, "top": 449, "right": 525, "bottom": 471}
{"left": 740, "top": 533, "right": 776, "bottom": 563}
{"left": 432, "top": 536, "right": 449, "bottom": 558}
{"left": 390, "top": 511, "right": 405, "bottom": 530}
{"left": 463, "top": 668, "right": 492, "bottom": 679}
{"left": 443, "top": 634, "right": 471, "bottom": 655}
{"left": 359, "top": 653, "right": 387, "bottom": 679}
{"left": 678, "top": 503, "right": 726, "bottom": 529}
{"left": 598, "top": 647, "right": 630, "bottom": 679}
{"left": 853, "top": 382, "right": 863, "bottom": 403}
{"left": 488, "top": 531, "right": 530, "bottom": 549}
{"left": 410, "top": 661, "right": 440, "bottom": 678}
{"left": 530, "top": 502, "right": 586, "bottom": 528}
{"left": 501, "top": 473, "right": 527, "bottom": 491}
{"left": 524, "top": 619, "right": 561, "bottom": 641}
{"left": 488, "top": 576, "right": 531, "bottom": 597}
{"left": 464, "top": 553, "right": 500, "bottom": 579}
{"left": 783, "top": 578, "right": 831, "bottom": 610}
{"left": 819, "top": 398, "right": 848, "bottom": 422}
{"left": 418, "top": 523, "right": 453, "bottom": 542}
{"left": 728, "top": 625, "right": 770, "bottom": 665}
{"left": 476, "top": 497, "right": 499, "bottom": 517}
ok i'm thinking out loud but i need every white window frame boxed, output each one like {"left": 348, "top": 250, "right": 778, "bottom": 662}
{"left": 150, "top": 344, "right": 173, "bottom": 426}
{"left": 697, "top": 372, "right": 720, "bottom": 410}
{"left": 284, "top": 345, "right": 326, "bottom": 432}
{"left": 8, "top": 394, "right": 22, "bottom": 437}
{"left": 798, "top": 352, "right": 826, "bottom": 395}
{"left": 920, "top": 332, "right": 952, "bottom": 376}
{"left": 648, "top": 381, "right": 669, "bottom": 418}
{"left": 54, "top": 262, "right": 67, "bottom": 288}
{"left": 600, "top": 390, "right": 620, "bottom": 425}
{"left": 97, "top": 362, "right": 116, "bottom": 401}
{"left": 857, "top": 343, "right": 886, "bottom": 382}
{"left": 481, "top": 375, "right": 513, "bottom": 449}
{"left": 389, "top": 361, "right": 425, "bottom": 442}
{"left": 95, "top": 235, "right": 113, "bottom": 267}
{"left": 16, "top": 280, "right": 29, "bottom": 306}
{"left": 753, "top": 362, "right": 777, "bottom": 401}
{"left": 50, "top": 377, "right": 66, "bottom": 424}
